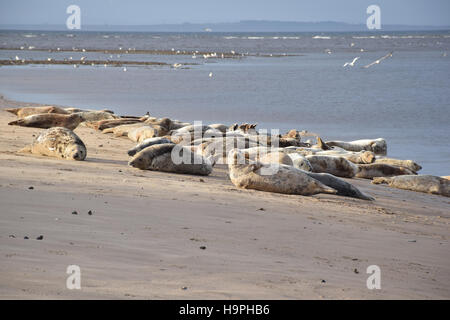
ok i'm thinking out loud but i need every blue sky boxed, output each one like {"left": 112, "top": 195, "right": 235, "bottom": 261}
{"left": 1, "top": 0, "right": 449, "bottom": 26}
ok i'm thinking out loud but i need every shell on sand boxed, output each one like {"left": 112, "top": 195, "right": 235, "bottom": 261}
{"left": 372, "top": 175, "right": 450, "bottom": 197}
{"left": 20, "top": 127, "right": 86, "bottom": 161}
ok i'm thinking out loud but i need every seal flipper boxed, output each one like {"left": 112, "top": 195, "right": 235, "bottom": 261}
{"left": 18, "top": 145, "right": 32, "bottom": 154}
{"left": 5, "top": 108, "right": 20, "bottom": 115}
{"left": 317, "top": 137, "right": 332, "bottom": 150}
{"left": 306, "top": 172, "right": 375, "bottom": 200}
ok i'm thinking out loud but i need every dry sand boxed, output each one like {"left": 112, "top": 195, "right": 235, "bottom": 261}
{"left": 0, "top": 94, "right": 449, "bottom": 299}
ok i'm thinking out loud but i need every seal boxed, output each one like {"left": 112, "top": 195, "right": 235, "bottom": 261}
{"left": 372, "top": 175, "right": 450, "bottom": 197}
{"left": 287, "top": 153, "right": 313, "bottom": 171}
{"left": 8, "top": 113, "right": 84, "bottom": 130}
{"left": 374, "top": 157, "right": 422, "bottom": 172}
{"left": 6, "top": 106, "right": 70, "bottom": 118}
{"left": 325, "top": 138, "right": 387, "bottom": 155}
{"left": 127, "top": 137, "right": 173, "bottom": 156}
{"left": 128, "top": 125, "right": 158, "bottom": 142}
{"left": 227, "top": 150, "right": 336, "bottom": 196}
{"left": 305, "top": 155, "right": 359, "bottom": 178}
{"left": 19, "top": 127, "right": 86, "bottom": 160}
{"left": 305, "top": 172, "right": 375, "bottom": 200}
{"left": 316, "top": 149, "right": 375, "bottom": 164}
{"left": 128, "top": 143, "right": 213, "bottom": 176}
{"left": 356, "top": 163, "right": 415, "bottom": 179}
{"left": 75, "top": 110, "right": 118, "bottom": 122}
{"left": 258, "top": 152, "right": 293, "bottom": 166}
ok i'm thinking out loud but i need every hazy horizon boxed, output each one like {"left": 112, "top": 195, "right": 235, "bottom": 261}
{"left": 1, "top": 0, "right": 449, "bottom": 27}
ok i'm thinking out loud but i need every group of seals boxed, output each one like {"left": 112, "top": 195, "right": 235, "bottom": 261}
{"left": 128, "top": 143, "right": 213, "bottom": 176}
{"left": 6, "top": 105, "right": 448, "bottom": 200}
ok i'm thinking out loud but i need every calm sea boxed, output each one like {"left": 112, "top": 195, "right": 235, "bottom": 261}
{"left": 0, "top": 31, "right": 449, "bottom": 175}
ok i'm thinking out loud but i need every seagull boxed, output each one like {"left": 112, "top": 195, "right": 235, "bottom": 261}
{"left": 172, "top": 63, "right": 182, "bottom": 69}
{"left": 363, "top": 51, "right": 393, "bottom": 68}
{"left": 123, "top": 67, "right": 127, "bottom": 72}
{"left": 15, "top": 56, "right": 20, "bottom": 61}
{"left": 209, "top": 72, "right": 213, "bottom": 78}
{"left": 343, "top": 57, "right": 360, "bottom": 67}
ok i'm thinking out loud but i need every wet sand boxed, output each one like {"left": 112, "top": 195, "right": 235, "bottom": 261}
{"left": 0, "top": 94, "right": 449, "bottom": 299}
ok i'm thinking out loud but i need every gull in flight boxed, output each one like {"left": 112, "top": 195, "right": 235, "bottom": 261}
{"left": 363, "top": 51, "right": 393, "bottom": 68}
{"left": 343, "top": 57, "right": 360, "bottom": 67}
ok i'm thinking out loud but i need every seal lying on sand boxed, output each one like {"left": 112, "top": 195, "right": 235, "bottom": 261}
{"left": 325, "top": 138, "right": 387, "bottom": 155}
{"left": 19, "top": 127, "right": 86, "bottom": 160}
{"left": 128, "top": 143, "right": 212, "bottom": 176}
{"left": 287, "top": 153, "right": 313, "bottom": 171}
{"left": 8, "top": 113, "right": 84, "bottom": 130}
{"left": 356, "top": 163, "right": 415, "bottom": 179}
{"left": 372, "top": 175, "right": 450, "bottom": 197}
{"left": 75, "top": 110, "right": 118, "bottom": 122}
{"left": 227, "top": 150, "right": 336, "bottom": 196}
{"left": 374, "top": 157, "right": 422, "bottom": 172}
{"left": 305, "top": 172, "right": 374, "bottom": 200}
{"left": 6, "top": 106, "right": 70, "bottom": 118}
{"left": 305, "top": 155, "right": 359, "bottom": 178}
{"left": 127, "top": 137, "right": 173, "bottom": 156}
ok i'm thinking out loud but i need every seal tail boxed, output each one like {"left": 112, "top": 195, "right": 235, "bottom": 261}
{"left": 18, "top": 145, "right": 32, "bottom": 154}
{"left": 5, "top": 108, "right": 19, "bottom": 115}
{"left": 8, "top": 119, "right": 25, "bottom": 126}
{"left": 317, "top": 137, "right": 331, "bottom": 150}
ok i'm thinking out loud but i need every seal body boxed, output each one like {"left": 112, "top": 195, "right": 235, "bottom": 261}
{"left": 305, "top": 155, "right": 359, "bottom": 178}
{"left": 305, "top": 172, "right": 374, "bottom": 200}
{"left": 325, "top": 138, "right": 387, "bottom": 155}
{"left": 372, "top": 175, "right": 450, "bottom": 197}
{"left": 127, "top": 137, "right": 173, "bottom": 156}
{"left": 22, "top": 127, "right": 86, "bottom": 160}
{"left": 228, "top": 161, "right": 336, "bottom": 196}
{"left": 8, "top": 113, "right": 83, "bottom": 130}
{"left": 6, "top": 106, "right": 70, "bottom": 118}
{"left": 128, "top": 143, "right": 212, "bottom": 176}
{"left": 374, "top": 158, "right": 421, "bottom": 172}
{"left": 356, "top": 163, "right": 414, "bottom": 179}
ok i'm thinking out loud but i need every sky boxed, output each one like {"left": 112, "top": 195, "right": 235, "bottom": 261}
{"left": 0, "top": 0, "right": 449, "bottom": 26}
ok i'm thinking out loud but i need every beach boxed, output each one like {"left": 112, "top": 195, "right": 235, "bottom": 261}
{"left": 0, "top": 95, "right": 449, "bottom": 299}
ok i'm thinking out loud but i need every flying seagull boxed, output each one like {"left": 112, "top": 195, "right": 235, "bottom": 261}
{"left": 343, "top": 57, "right": 360, "bottom": 67}
{"left": 363, "top": 52, "right": 393, "bottom": 68}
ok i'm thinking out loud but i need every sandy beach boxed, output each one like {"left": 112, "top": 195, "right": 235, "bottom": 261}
{"left": 0, "top": 94, "right": 449, "bottom": 299}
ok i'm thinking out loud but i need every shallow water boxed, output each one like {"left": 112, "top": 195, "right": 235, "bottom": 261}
{"left": 0, "top": 31, "right": 449, "bottom": 175}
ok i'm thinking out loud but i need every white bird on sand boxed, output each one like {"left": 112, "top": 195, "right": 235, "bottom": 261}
{"left": 172, "top": 63, "right": 182, "bottom": 68}
{"left": 15, "top": 55, "right": 20, "bottom": 61}
{"left": 343, "top": 57, "right": 360, "bottom": 67}
{"left": 123, "top": 67, "right": 127, "bottom": 72}
{"left": 363, "top": 51, "right": 393, "bottom": 68}
{"left": 209, "top": 72, "right": 213, "bottom": 78}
